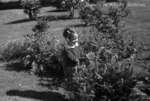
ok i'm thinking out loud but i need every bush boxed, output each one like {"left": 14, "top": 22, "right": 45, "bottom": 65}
{"left": 136, "top": 56, "right": 150, "bottom": 97}
{"left": 1, "top": 0, "right": 149, "bottom": 100}
{"left": 79, "top": 0, "right": 128, "bottom": 26}
{"left": 57, "top": 0, "right": 87, "bottom": 18}
{"left": 20, "top": 0, "right": 41, "bottom": 20}
{"left": 22, "top": 18, "right": 60, "bottom": 73}
{"left": 0, "top": 39, "right": 30, "bottom": 62}
{"left": 53, "top": 0, "right": 150, "bottom": 101}
{"left": 63, "top": 62, "right": 137, "bottom": 101}
{"left": 0, "top": 18, "right": 60, "bottom": 74}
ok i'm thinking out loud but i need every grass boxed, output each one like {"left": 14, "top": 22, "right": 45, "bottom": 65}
{"left": 0, "top": 0, "right": 150, "bottom": 68}
{"left": 0, "top": 6, "right": 87, "bottom": 101}
{"left": 0, "top": 1, "right": 149, "bottom": 42}
{"left": 0, "top": 7, "right": 83, "bottom": 43}
{"left": 0, "top": 0, "right": 150, "bottom": 100}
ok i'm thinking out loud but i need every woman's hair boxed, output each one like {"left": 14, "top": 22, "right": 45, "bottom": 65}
{"left": 63, "top": 28, "right": 77, "bottom": 41}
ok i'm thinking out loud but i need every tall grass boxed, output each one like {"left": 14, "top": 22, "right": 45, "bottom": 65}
{"left": 0, "top": 39, "right": 30, "bottom": 62}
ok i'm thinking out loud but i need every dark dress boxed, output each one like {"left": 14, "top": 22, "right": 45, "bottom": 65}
{"left": 61, "top": 45, "right": 82, "bottom": 78}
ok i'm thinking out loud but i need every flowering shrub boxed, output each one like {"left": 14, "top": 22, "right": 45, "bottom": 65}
{"left": 64, "top": 62, "right": 135, "bottom": 101}
{"left": 22, "top": 18, "right": 60, "bottom": 74}
{"left": 0, "top": 39, "right": 30, "bottom": 62}
{"left": 0, "top": 18, "right": 61, "bottom": 74}
{"left": 136, "top": 56, "right": 150, "bottom": 98}
{"left": 55, "top": 0, "right": 150, "bottom": 101}
{"left": 0, "top": 0, "right": 149, "bottom": 100}
{"left": 57, "top": 0, "right": 87, "bottom": 18}
{"left": 20, "top": 0, "right": 41, "bottom": 19}
{"left": 79, "top": 0, "right": 128, "bottom": 26}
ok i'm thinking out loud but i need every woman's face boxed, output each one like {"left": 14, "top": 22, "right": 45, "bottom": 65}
{"left": 66, "top": 32, "right": 79, "bottom": 47}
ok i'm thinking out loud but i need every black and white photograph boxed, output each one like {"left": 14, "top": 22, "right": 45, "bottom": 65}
{"left": 0, "top": 0, "right": 150, "bottom": 101}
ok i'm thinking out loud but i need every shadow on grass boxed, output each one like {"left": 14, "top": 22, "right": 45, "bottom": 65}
{"left": 6, "top": 14, "right": 77, "bottom": 24}
{"left": 6, "top": 90, "right": 66, "bottom": 101}
{"left": 5, "top": 61, "right": 29, "bottom": 72}
{"left": 0, "top": 1, "right": 21, "bottom": 10}
{"left": 0, "top": 1, "right": 56, "bottom": 10}
{"left": 70, "top": 23, "right": 88, "bottom": 28}
{"left": 5, "top": 18, "right": 34, "bottom": 24}
{"left": 47, "top": 9, "right": 67, "bottom": 13}
{"left": 41, "top": 14, "right": 78, "bottom": 21}
{"left": 38, "top": 76, "right": 64, "bottom": 90}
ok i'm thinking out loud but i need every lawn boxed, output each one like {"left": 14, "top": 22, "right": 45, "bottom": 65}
{"left": 0, "top": 0, "right": 149, "bottom": 44}
{"left": 0, "top": 0, "right": 150, "bottom": 101}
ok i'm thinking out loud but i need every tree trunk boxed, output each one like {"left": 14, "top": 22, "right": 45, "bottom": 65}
{"left": 69, "top": 7, "right": 74, "bottom": 18}
{"left": 28, "top": 11, "right": 34, "bottom": 20}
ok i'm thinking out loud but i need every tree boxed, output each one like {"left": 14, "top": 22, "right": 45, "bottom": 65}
{"left": 20, "top": 0, "right": 41, "bottom": 20}
{"left": 58, "top": 0, "right": 87, "bottom": 18}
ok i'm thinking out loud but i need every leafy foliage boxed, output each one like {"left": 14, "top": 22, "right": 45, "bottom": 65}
{"left": 22, "top": 18, "right": 60, "bottom": 73}
{"left": 56, "top": 0, "right": 150, "bottom": 101}
{"left": 60, "top": 0, "right": 86, "bottom": 10}
{"left": 20, "top": 0, "right": 41, "bottom": 19}
{"left": 56, "top": 0, "right": 87, "bottom": 18}
{"left": 0, "top": 39, "right": 30, "bottom": 61}
{"left": 0, "top": 18, "right": 60, "bottom": 74}
{"left": 1, "top": 0, "right": 150, "bottom": 101}
{"left": 79, "top": 0, "right": 128, "bottom": 26}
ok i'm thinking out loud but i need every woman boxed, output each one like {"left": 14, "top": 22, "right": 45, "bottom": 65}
{"left": 61, "top": 28, "right": 81, "bottom": 79}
